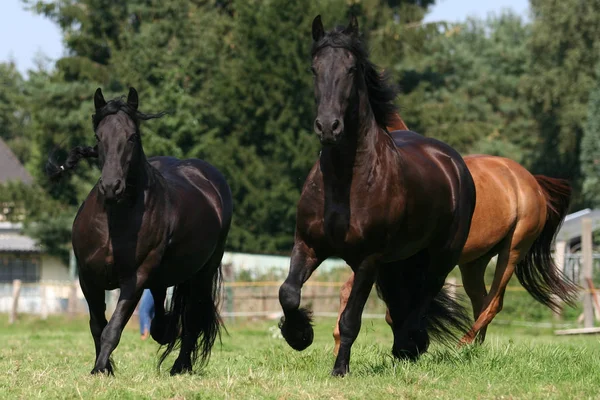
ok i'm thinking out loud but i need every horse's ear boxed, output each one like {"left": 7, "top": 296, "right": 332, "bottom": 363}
{"left": 127, "top": 87, "right": 139, "bottom": 110}
{"left": 343, "top": 14, "right": 359, "bottom": 37}
{"left": 312, "top": 15, "right": 324, "bottom": 42}
{"left": 94, "top": 88, "right": 106, "bottom": 110}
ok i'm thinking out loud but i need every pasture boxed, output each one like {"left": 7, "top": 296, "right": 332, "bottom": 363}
{"left": 1, "top": 316, "right": 599, "bottom": 399}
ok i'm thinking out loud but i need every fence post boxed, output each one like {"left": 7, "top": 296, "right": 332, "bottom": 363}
{"left": 582, "top": 218, "right": 594, "bottom": 328}
{"left": 67, "top": 280, "right": 79, "bottom": 319}
{"left": 553, "top": 240, "right": 567, "bottom": 320}
{"left": 40, "top": 284, "right": 48, "bottom": 320}
{"left": 9, "top": 279, "right": 22, "bottom": 324}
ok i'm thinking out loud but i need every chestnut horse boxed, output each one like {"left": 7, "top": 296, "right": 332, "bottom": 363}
{"left": 333, "top": 116, "right": 578, "bottom": 354}
{"left": 47, "top": 88, "right": 232, "bottom": 375}
{"left": 278, "top": 15, "right": 476, "bottom": 377}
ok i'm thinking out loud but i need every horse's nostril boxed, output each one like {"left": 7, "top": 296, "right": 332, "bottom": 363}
{"left": 332, "top": 119, "right": 340, "bottom": 131}
{"left": 114, "top": 179, "right": 123, "bottom": 194}
{"left": 315, "top": 120, "right": 323, "bottom": 132}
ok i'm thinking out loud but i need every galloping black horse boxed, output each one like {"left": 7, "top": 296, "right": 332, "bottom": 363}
{"left": 47, "top": 88, "right": 232, "bottom": 375}
{"left": 278, "top": 16, "right": 476, "bottom": 376}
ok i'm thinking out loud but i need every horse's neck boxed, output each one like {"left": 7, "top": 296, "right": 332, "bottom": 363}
{"left": 320, "top": 113, "right": 392, "bottom": 203}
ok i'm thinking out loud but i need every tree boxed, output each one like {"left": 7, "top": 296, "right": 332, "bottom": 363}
{"left": 391, "top": 13, "right": 535, "bottom": 164}
{"left": 0, "top": 62, "right": 31, "bottom": 164}
{"left": 580, "top": 64, "right": 600, "bottom": 207}
{"left": 524, "top": 0, "right": 600, "bottom": 206}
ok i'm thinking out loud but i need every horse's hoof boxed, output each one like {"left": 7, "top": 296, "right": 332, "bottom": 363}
{"left": 279, "top": 309, "right": 314, "bottom": 351}
{"left": 458, "top": 335, "right": 474, "bottom": 347}
{"left": 90, "top": 366, "right": 113, "bottom": 376}
{"left": 392, "top": 345, "right": 420, "bottom": 362}
{"left": 331, "top": 366, "right": 349, "bottom": 377}
{"left": 170, "top": 360, "right": 193, "bottom": 376}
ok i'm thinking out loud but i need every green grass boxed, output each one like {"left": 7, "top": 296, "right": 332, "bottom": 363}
{"left": 1, "top": 316, "right": 599, "bottom": 399}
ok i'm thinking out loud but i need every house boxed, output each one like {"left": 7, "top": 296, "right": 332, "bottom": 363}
{"left": 0, "top": 138, "right": 70, "bottom": 285}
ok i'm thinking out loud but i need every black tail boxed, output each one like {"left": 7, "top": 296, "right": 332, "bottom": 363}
{"left": 425, "top": 285, "right": 472, "bottom": 344}
{"left": 158, "top": 266, "right": 223, "bottom": 371}
{"left": 515, "top": 176, "right": 579, "bottom": 310}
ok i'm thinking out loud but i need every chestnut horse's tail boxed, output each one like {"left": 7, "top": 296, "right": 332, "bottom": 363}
{"left": 514, "top": 176, "right": 578, "bottom": 310}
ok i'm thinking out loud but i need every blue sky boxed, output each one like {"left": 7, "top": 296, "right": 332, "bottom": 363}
{"left": 1, "top": 0, "right": 529, "bottom": 76}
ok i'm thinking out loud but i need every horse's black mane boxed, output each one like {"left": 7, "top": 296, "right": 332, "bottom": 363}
{"left": 311, "top": 26, "right": 398, "bottom": 129}
{"left": 92, "top": 97, "right": 167, "bottom": 131}
{"left": 47, "top": 97, "right": 167, "bottom": 181}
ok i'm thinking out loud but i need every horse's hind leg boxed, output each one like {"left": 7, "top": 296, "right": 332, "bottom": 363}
{"left": 379, "top": 253, "right": 432, "bottom": 360}
{"left": 170, "top": 248, "right": 224, "bottom": 375}
{"left": 149, "top": 287, "right": 171, "bottom": 345}
{"left": 458, "top": 254, "right": 492, "bottom": 344}
{"left": 460, "top": 236, "right": 526, "bottom": 345}
{"left": 333, "top": 273, "right": 354, "bottom": 356}
{"left": 79, "top": 274, "right": 108, "bottom": 371}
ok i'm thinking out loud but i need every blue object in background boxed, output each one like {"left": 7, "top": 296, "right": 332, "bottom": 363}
{"left": 139, "top": 289, "right": 155, "bottom": 336}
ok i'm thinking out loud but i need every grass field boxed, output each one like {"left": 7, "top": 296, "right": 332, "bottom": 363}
{"left": 1, "top": 315, "right": 599, "bottom": 399}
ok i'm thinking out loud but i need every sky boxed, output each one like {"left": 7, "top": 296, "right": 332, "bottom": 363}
{"left": 0, "top": 0, "right": 530, "bottom": 76}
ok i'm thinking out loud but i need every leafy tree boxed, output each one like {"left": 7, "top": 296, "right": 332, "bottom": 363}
{"left": 524, "top": 0, "right": 600, "bottom": 205}
{"left": 580, "top": 63, "right": 600, "bottom": 207}
{"left": 392, "top": 13, "right": 535, "bottom": 164}
{"left": 0, "top": 62, "right": 31, "bottom": 164}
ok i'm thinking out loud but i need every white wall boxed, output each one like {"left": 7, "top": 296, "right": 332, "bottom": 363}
{"left": 40, "top": 255, "right": 70, "bottom": 282}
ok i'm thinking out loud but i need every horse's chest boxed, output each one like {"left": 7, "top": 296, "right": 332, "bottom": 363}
{"left": 324, "top": 204, "right": 351, "bottom": 245}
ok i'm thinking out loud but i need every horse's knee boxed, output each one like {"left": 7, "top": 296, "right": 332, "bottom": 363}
{"left": 279, "top": 282, "right": 300, "bottom": 311}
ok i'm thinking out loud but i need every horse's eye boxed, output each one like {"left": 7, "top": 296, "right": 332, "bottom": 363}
{"left": 128, "top": 134, "right": 138, "bottom": 143}
{"left": 310, "top": 66, "right": 317, "bottom": 76}
{"left": 94, "top": 134, "right": 100, "bottom": 142}
{"left": 348, "top": 66, "right": 357, "bottom": 75}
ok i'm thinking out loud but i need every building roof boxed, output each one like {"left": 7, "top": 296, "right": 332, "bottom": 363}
{"left": 0, "top": 138, "right": 33, "bottom": 185}
{"left": 556, "top": 208, "right": 600, "bottom": 243}
{"left": 0, "top": 222, "right": 40, "bottom": 253}
{"left": 0, "top": 234, "right": 40, "bottom": 253}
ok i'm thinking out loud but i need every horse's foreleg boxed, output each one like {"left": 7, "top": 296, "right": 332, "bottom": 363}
{"left": 91, "top": 274, "right": 144, "bottom": 375}
{"left": 333, "top": 273, "right": 354, "bottom": 356}
{"left": 279, "top": 240, "right": 323, "bottom": 351}
{"left": 332, "top": 256, "right": 377, "bottom": 377}
{"left": 79, "top": 274, "right": 107, "bottom": 367}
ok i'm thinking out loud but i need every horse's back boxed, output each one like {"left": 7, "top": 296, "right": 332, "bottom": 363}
{"left": 389, "top": 129, "right": 474, "bottom": 201}
{"left": 390, "top": 130, "right": 467, "bottom": 166}
{"left": 459, "top": 155, "right": 547, "bottom": 264}
{"left": 149, "top": 156, "right": 232, "bottom": 223}
{"left": 387, "top": 129, "right": 476, "bottom": 256}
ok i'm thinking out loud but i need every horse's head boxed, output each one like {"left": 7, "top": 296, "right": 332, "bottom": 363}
{"left": 310, "top": 15, "right": 398, "bottom": 146}
{"left": 92, "top": 87, "right": 156, "bottom": 202}
{"left": 310, "top": 15, "right": 362, "bottom": 146}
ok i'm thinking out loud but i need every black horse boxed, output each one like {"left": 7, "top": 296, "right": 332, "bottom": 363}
{"left": 47, "top": 88, "right": 232, "bottom": 375}
{"left": 278, "top": 16, "right": 476, "bottom": 376}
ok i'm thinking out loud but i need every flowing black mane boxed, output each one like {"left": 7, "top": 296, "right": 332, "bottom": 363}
{"left": 47, "top": 95, "right": 167, "bottom": 181}
{"left": 92, "top": 97, "right": 167, "bottom": 131}
{"left": 311, "top": 27, "right": 398, "bottom": 129}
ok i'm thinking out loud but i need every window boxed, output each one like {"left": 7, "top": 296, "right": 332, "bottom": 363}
{"left": 0, "top": 254, "right": 40, "bottom": 283}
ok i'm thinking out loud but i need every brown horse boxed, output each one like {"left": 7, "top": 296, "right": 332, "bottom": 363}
{"left": 47, "top": 88, "right": 232, "bottom": 375}
{"left": 333, "top": 116, "right": 578, "bottom": 354}
{"left": 278, "top": 15, "right": 476, "bottom": 377}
